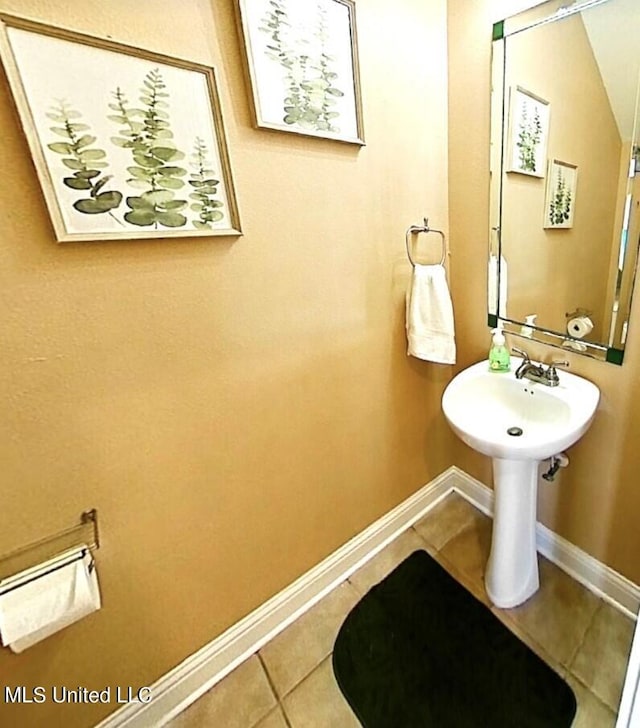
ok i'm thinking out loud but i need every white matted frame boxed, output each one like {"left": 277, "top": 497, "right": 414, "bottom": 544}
{"left": 506, "top": 85, "right": 550, "bottom": 178}
{"left": 544, "top": 159, "right": 578, "bottom": 229}
{"left": 235, "top": 0, "right": 364, "bottom": 145}
{"left": 0, "top": 14, "right": 241, "bottom": 242}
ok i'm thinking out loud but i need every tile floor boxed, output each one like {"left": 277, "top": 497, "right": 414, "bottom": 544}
{"left": 168, "top": 493, "right": 635, "bottom": 727}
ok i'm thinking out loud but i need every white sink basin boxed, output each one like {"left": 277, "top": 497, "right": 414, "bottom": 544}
{"left": 442, "top": 357, "right": 600, "bottom": 461}
{"left": 441, "top": 357, "right": 600, "bottom": 608}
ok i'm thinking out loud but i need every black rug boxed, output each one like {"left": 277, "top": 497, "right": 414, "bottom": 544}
{"left": 332, "top": 550, "right": 577, "bottom": 727}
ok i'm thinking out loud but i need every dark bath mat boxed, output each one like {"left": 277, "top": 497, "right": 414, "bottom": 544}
{"left": 332, "top": 550, "right": 577, "bottom": 727}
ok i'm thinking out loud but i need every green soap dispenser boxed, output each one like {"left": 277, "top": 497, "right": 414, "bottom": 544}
{"left": 489, "top": 325, "right": 511, "bottom": 372}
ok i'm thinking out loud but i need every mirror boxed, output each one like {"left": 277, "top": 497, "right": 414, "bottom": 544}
{"left": 489, "top": 0, "right": 640, "bottom": 363}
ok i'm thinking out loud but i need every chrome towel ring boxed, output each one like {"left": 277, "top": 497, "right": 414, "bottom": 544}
{"left": 405, "top": 218, "right": 447, "bottom": 267}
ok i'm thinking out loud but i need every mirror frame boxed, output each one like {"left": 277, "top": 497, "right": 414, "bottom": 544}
{"left": 488, "top": 0, "right": 639, "bottom": 365}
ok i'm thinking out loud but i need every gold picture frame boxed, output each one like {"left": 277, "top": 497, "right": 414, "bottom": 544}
{"left": 0, "top": 14, "right": 242, "bottom": 242}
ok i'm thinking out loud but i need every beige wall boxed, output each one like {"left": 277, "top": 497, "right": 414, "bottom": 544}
{"left": 0, "top": 1, "right": 454, "bottom": 725}
{"left": 603, "top": 142, "right": 634, "bottom": 346}
{"left": 448, "top": 0, "right": 640, "bottom": 584}
{"left": 499, "top": 13, "right": 621, "bottom": 341}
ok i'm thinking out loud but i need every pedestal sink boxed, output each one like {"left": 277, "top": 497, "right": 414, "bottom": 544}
{"left": 441, "top": 357, "right": 600, "bottom": 608}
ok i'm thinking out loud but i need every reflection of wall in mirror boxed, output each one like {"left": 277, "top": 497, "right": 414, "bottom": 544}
{"left": 603, "top": 141, "right": 637, "bottom": 347}
{"left": 612, "top": 173, "right": 640, "bottom": 346}
{"left": 501, "top": 12, "right": 621, "bottom": 342}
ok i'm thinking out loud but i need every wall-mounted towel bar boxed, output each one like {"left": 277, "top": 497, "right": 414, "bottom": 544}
{"left": 0, "top": 547, "right": 94, "bottom": 597}
{"left": 405, "top": 218, "right": 447, "bottom": 267}
{"left": 0, "top": 509, "right": 99, "bottom": 584}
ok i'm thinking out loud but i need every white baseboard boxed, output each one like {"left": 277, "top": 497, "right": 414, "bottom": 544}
{"left": 97, "top": 465, "right": 640, "bottom": 727}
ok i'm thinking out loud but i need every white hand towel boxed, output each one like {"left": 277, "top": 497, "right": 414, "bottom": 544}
{"left": 406, "top": 263, "right": 456, "bottom": 364}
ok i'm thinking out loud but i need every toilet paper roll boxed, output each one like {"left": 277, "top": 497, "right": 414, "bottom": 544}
{"left": 0, "top": 547, "right": 100, "bottom": 653}
{"left": 567, "top": 315, "right": 593, "bottom": 339}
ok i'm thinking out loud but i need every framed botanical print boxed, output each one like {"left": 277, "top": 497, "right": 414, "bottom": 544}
{"left": 0, "top": 14, "right": 242, "bottom": 241}
{"left": 506, "top": 86, "right": 550, "bottom": 178}
{"left": 544, "top": 159, "right": 578, "bottom": 229}
{"left": 236, "top": 0, "right": 364, "bottom": 145}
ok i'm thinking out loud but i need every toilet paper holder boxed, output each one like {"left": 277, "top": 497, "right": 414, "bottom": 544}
{"left": 565, "top": 307, "right": 593, "bottom": 320}
{"left": 0, "top": 509, "right": 99, "bottom": 588}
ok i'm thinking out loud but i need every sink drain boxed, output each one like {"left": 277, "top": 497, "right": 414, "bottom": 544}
{"left": 507, "top": 426, "right": 523, "bottom": 437}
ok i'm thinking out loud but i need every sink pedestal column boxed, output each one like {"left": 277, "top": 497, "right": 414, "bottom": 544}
{"left": 485, "top": 458, "right": 539, "bottom": 608}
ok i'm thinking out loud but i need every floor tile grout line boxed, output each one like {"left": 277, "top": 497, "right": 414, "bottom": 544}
{"left": 567, "top": 669, "right": 619, "bottom": 718}
{"left": 563, "top": 603, "right": 628, "bottom": 715}
{"left": 256, "top": 653, "right": 284, "bottom": 707}
{"left": 258, "top": 645, "right": 332, "bottom": 714}
{"left": 415, "top": 517, "right": 476, "bottom": 554}
{"left": 254, "top": 653, "right": 294, "bottom": 727}
{"left": 249, "top": 703, "right": 293, "bottom": 728}
{"left": 278, "top": 656, "right": 338, "bottom": 728}
{"left": 279, "top": 704, "right": 294, "bottom": 728}
{"left": 565, "top": 598, "right": 603, "bottom": 672}
{"left": 409, "top": 524, "right": 439, "bottom": 553}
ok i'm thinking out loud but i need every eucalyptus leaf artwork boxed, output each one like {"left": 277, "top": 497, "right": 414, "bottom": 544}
{"left": 544, "top": 160, "right": 578, "bottom": 229}
{"left": 507, "top": 87, "right": 550, "bottom": 178}
{"left": 515, "top": 100, "right": 542, "bottom": 174}
{"left": 237, "top": 0, "right": 364, "bottom": 144}
{"left": 549, "top": 169, "right": 571, "bottom": 224}
{"left": 189, "top": 137, "right": 225, "bottom": 230}
{"left": 0, "top": 16, "right": 241, "bottom": 241}
{"left": 259, "top": 0, "right": 344, "bottom": 132}
{"left": 46, "top": 100, "right": 123, "bottom": 222}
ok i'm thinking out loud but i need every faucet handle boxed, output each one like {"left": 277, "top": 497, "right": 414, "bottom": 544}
{"left": 548, "top": 359, "right": 570, "bottom": 370}
{"left": 511, "top": 346, "right": 530, "bottom": 361}
{"left": 544, "top": 359, "right": 569, "bottom": 385}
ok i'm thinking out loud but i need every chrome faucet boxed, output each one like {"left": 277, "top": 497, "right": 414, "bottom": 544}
{"left": 512, "top": 347, "right": 569, "bottom": 387}
{"left": 513, "top": 348, "right": 545, "bottom": 381}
